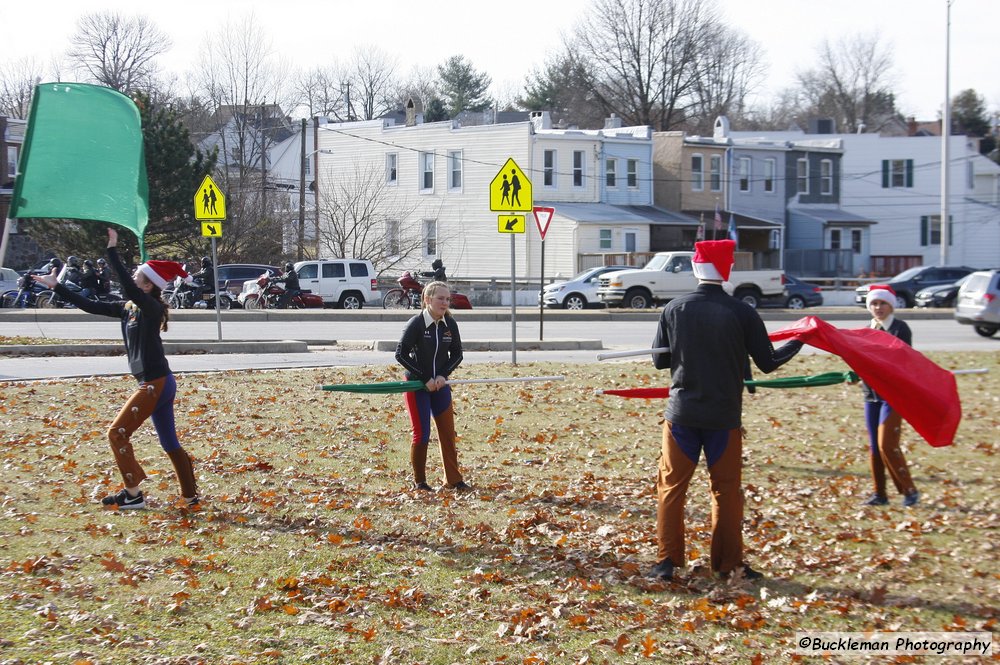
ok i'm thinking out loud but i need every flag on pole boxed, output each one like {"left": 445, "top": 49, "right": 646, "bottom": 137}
{"left": 727, "top": 213, "right": 738, "bottom": 244}
{"left": 713, "top": 203, "right": 723, "bottom": 232}
{"left": 695, "top": 222, "right": 705, "bottom": 242}
{"left": 10, "top": 83, "right": 150, "bottom": 259}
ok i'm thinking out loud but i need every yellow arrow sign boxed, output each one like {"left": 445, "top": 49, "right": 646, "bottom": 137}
{"left": 201, "top": 222, "right": 223, "bottom": 237}
{"left": 490, "top": 158, "right": 532, "bottom": 212}
{"left": 194, "top": 175, "right": 226, "bottom": 221}
{"left": 498, "top": 214, "right": 525, "bottom": 234}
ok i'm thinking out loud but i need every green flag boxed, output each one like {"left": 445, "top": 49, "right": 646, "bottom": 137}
{"left": 10, "top": 82, "right": 150, "bottom": 260}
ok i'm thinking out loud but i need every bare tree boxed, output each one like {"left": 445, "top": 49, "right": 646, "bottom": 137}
{"left": 317, "top": 161, "right": 425, "bottom": 271}
{"left": 795, "top": 32, "right": 900, "bottom": 133}
{"left": 67, "top": 11, "right": 171, "bottom": 93}
{"left": 344, "top": 46, "right": 401, "bottom": 121}
{"left": 0, "top": 57, "right": 44, "bottom": 118}
{"left": 569, "top": 0, "right": 711, "bottom": 130}
{"left": 686, "top": 21, "right": 766, "bottom": 134}
{"left": 397, "top": 65, "right": 439, "bottom": 112}
{"left": 292, "top": 64, "right": 349, "bottom": 120}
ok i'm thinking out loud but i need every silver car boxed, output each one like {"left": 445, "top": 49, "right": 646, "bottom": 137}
{"left": 540, "top": 265, "right": 631, "bottom": 310}
{"left": 954, "top": 269, "right": 1000, "bottom": 337}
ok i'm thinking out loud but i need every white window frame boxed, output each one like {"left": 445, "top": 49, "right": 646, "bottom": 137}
{"left": 419, "top": 151, "right": 434, "bottom": 192}
{"left": 691, "top": 153, "right": 704, "bottom": 191}
{"left": 599, "top": 228, "right": 612, "bottom": 250}
{"left": 709, "top": 154, "right": 722, "bottom": 192}
{"left": 820, "top": 159, "right": 833, "bottom": 195}
{"left": 386, "top": 219, "right": 400, "bottom": 256}
{"left": 423, "top": 219, "right": 437, "bottom": 256}
{"left": 573, "top": 150, "right": 585, "bottom": 187}
{"left": 6, "top": 146, "right": 16, "bottom": 178}
{"left": 797, "top": 158, "right": 809, "bottom": 194}
{"left": 850, "top": 228, "right": 862, "bottom": 253}
{"left": 738, "top": 156, "right": 751, "bottom": 192}
{"left": 763, "top": 158, "right": 775, "bottom": 193}
{"left": 829, "top": 228, "right": 841, "bottom": 250}
{"left": 543, "top": 149, "right": 556, "bottom": 187}
{"left": 386, "top": 152, "right": 397, "bottom": 185}
{"left": 605, "top": 158, "right": 617, "bottom": 188}
{"left": 627, "top": 159, "right": 638, "bottom": 188}
{"left": 890, "top": 159, "right": 907, "bottom": 188}
{"left": 448, "top": 150, "right": 462, "bottom": 191}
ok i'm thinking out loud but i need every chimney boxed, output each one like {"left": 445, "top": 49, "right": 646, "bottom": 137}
{"left": 530, "top": 110, "right": 552, "bottom": 130}
{"left": 713, "top": 116, "right": 730, "bottom": 139}
{"left": 405, "top": 97, "right": 424, "bottom": 127}
{"left": 907, "top": 116, "right": 917, "bottom": 136}
{"left": 604, "top": 113, "right": 622, "bottom": 129}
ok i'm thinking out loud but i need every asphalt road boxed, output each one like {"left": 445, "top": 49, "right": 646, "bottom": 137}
{"left": 1, "top": 308, "right": 994, "bottom": 381}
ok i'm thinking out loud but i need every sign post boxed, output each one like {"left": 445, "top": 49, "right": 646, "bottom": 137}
{"left": 194, "top": 174, "right": 226, "bottom": 341}
{"left": 490, "top": 158, "right": 532, "bottom": 364}
{"left": 532, "top": 206, "right": 554, "bottom": 341}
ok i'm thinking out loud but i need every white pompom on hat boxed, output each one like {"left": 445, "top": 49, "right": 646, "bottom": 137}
{"left": 136, "top": 260, "right": 191, "bottom": 289}
{"left": 692, "top": 239, "right": 735, "bottom": 282}
{"left": 866, "top": 284, "right": 897, "bottom": 307}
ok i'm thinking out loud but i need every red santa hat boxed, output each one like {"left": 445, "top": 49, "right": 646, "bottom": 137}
{"left": 866, "top": 284, "right": 897, "bottom": 307}
{"left": 692, "top": 239, "right": 735, "bottom": 282}
{"left": 136, "top": 260, "right": 191, "bottom": 289}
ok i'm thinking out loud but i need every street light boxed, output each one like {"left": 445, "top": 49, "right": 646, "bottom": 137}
{"left": 297, "top": 119, "right": 332, "bottom": 261}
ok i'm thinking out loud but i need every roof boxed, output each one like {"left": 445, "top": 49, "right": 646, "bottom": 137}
{"left": 537, "top": 202, "right": 698, "bottom": 225}
{"left": 684, "top": 210, "right": 783, "bottom": 230}
{"left": 790, "top": 207, "right": 876, "bottom": 226}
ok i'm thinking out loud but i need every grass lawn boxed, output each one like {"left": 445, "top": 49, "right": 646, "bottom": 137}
{"left": 1, "top": 352, "right": 997, "bottom": 664}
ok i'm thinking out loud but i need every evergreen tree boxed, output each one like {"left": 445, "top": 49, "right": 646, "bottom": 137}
{"left": 436, "top": 55, "right": 492, "bottom": 118}
{"left": 424, "top": 97, "right": 449, "bottom": 122}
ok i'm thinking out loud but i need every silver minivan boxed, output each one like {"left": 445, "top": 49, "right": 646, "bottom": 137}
{"left": 954, "top": 269, "right": 1000, "bottom": 337}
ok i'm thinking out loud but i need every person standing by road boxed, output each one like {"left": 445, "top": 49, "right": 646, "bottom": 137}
{"left": 648, "top": 239, "right": 804, "bottom": 582}
{"left": 33, "top": 228, "right": 200, "bottom": 510}
{"left": 394, "top": 281, "right": 469, "bottom": 492}
{"left": 860, "top": 285, "right": 919, "bottom": 507}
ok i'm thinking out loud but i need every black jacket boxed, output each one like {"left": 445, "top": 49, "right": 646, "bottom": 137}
{"left": 652, "top": 283, "right": 802, "bottom": 430}
{"left": 274, "top": 268, "right": 300, "bottom": 291}
{"left": 395, "top": 311, "right": 463, "bottom": 383}
{"left": 54, "top": 248, "right": 170, "bottom": 382}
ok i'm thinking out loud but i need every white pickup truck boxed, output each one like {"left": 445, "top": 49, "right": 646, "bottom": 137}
{"left": 596, "top": 251, "right": 784, "bottom": 309}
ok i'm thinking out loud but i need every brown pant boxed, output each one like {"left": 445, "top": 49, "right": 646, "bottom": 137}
{"left": 869, "top": 410, "right": 916, "bottom": 497}
{"left": 656, "top": 423, "right": 744, "bottom": 573}
{"left": 406, "top": 400, "right": 463, "bottom": 487}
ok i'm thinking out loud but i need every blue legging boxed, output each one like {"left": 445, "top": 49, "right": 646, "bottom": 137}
{"left": 405, "top": 386, "right": 452, "bottom": 446}
{"left": 864, "top": 400, "right": 893, "bottom": 455}
{"left": 150, "top": 373, "right": 181, "bottom": 452}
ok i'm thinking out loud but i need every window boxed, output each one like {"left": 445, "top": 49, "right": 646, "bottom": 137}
{"left": 573, "top": 151, "right": 584, "bottom": 187}
{"left": 543, "top": 149, "right": 556, "bottom": 187}
{"left": 448, "top": 151, "right": 462, "bottom": 190}
{"left": 851, "top": 229, "right": 862, "bottom": 253}
{"left": 881, "top": 159, "right": 914, "bottom": 188}
{"left": 737, "top": 157, "right": 751, "bottom": 192}
{"left": 322, "top": 263, "right": 345, "bottom": 278}
{"left": 605, "top": 158, "right": 617, "bottom": 188}
{"left": 820, "top": 159, "right": 833, "bottom": 195}
{"left": 796, "top": 158, "right": 809, "bottom": 194}
{"left": 298, "top": 264, "right": 317, "bottom": 279}
{"left": 710, "top": 155, "right": 722, "bottom": 191}
{"left": 830, "top": 229, "right": 841, "bottom": 250}
{"left": 419, "top": 152, "right": 433, "bottom": 191}
{"left": 691, "top": 154, "right": 704, "bottom": 191}
{"left": 386, "top": 219, "right": 400, "bottom": 256}
{"left": 763, "top": 158, "right": 775, "bottom": 193}
{"left": 386, "top": 153, "right": 397, "bottom": 184}
{"left": 627, "top": 159, "right": 638, "bottom": 188}
{"left": 599, "top": 228, "right": 612, "bottom": 250}
{"left": 967, "top": 160, "right": 974, "bottom": 189}
{"left": 920, "top": 215, "right": 953, "bottom": 246}
{"left": 424, "top": 219, "right": 437, "bottom": 256}
{"left": 349, "top": 262, "right": 370, "bottom": 277}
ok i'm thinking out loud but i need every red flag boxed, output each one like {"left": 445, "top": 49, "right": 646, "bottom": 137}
{"left": 600, "top": 387, "right": 670, "bottom": 399}
{"left": 768, "top": 316, "right": 961, "bottom": 447}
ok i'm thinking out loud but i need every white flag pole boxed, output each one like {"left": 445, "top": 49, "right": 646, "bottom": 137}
{"left": 597, "top": 347, "right": 669, "bottom": 361}
{"left": 446, "top": 375, "right": 564, "bottom": 386}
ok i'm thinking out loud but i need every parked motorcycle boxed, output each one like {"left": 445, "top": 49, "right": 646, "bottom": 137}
{"left": 240, "top": 274, "right": 324, "bottom": 310}
{"left": 1, "top": 273, "right": 46, "bottom": 308}
{"left": 382, "top": 270, "right": 473, "bottom": 309}
{"left": 165, "top": 274, "right": 232, "bottom": 310}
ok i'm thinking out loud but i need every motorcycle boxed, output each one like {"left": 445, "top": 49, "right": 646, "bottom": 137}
{"left": 1, "top": 273, "right": 46, "bottom": 308}
{"left": 165, "top": 275, "right": 232, "bottom": 310}
{"left": 34, "top": 280, "right": 123, "bottom": 308}
{"left": 240, "top": 273, "right": 324, "bottom": 310}
{"left": 382, "top": 270, "right": 473, "bottom": 310}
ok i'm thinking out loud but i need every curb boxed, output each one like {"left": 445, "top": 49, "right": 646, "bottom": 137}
{"left": 0, "top": 340, "right": 309, "bottom": 357}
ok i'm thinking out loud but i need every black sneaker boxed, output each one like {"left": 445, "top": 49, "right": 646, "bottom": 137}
{"left": 101, "top": 489, "right": 145, "bottom": 510}
{"left": 413, "top": 482, "right": 433, "bottom": 491}
{"left": 720, "top": 564, "right": 764, "bottom": 582}
{"left": 646, "top": 558, "right": 675, "bottom": 581}
{"left": 451, "top": 481, "right": 471, "bottom": 492}
{"left": 902, "top": 491, "right": 920, "bottom": 507}
{"left": 862, "top": 493, "right": 889, "bottom": 506}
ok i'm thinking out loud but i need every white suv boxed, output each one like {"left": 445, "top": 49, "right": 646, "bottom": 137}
{"left": 954, "top": 269, "right": 1000, "bottom": 337}
{"left": 294, "top": 259, "right": 380, "bottom": 309}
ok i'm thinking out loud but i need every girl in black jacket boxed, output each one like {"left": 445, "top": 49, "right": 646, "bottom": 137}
{"left": 394, "top": 281, "right": 468, "bottom": 492}
{"left": 34, "top": 228, "right": 199, "bottom": 510}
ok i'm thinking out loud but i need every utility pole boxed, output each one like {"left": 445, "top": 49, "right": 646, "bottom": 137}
{"left": 298, "top": 118, "right": 306, "bottom": 261}
{"left": 940, "top": 0, "right": 952, "bottom": 265}
{"left": 314, "top": 116, "right": 322, "bottom": 258}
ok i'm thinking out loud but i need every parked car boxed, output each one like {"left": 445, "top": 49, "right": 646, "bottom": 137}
{"left": 540, "top": 265, "right": 631, "bottom": 310}
{"left": 778, "top": 274, "right": 823, "bottom": 309}
{"left": 915, "top": 274, "right": 971, "bottom": 308}
{"left": 854, "top": 265, "right": 977, "bottom": 308}
{"left": 0, "top": 267, "right": 19, "bottom": 293}
{"left": 294, "top": 258, "right": 380, "bottom": 309}
{"left": 953, "top": 269, "right": 1000, "bottom": 337}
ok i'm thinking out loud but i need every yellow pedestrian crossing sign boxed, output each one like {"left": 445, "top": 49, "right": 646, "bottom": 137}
{"left": 490, "top": 158, "right": 532, "bottom": 213}
{"left": 194, "top": 175, "right": 226, "bottom": 221}
{"left": 201, "top": 222, "right": 223, "bottom": 237}
{"left": 498, "top": 215, "right": 525, "bottom": 234}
